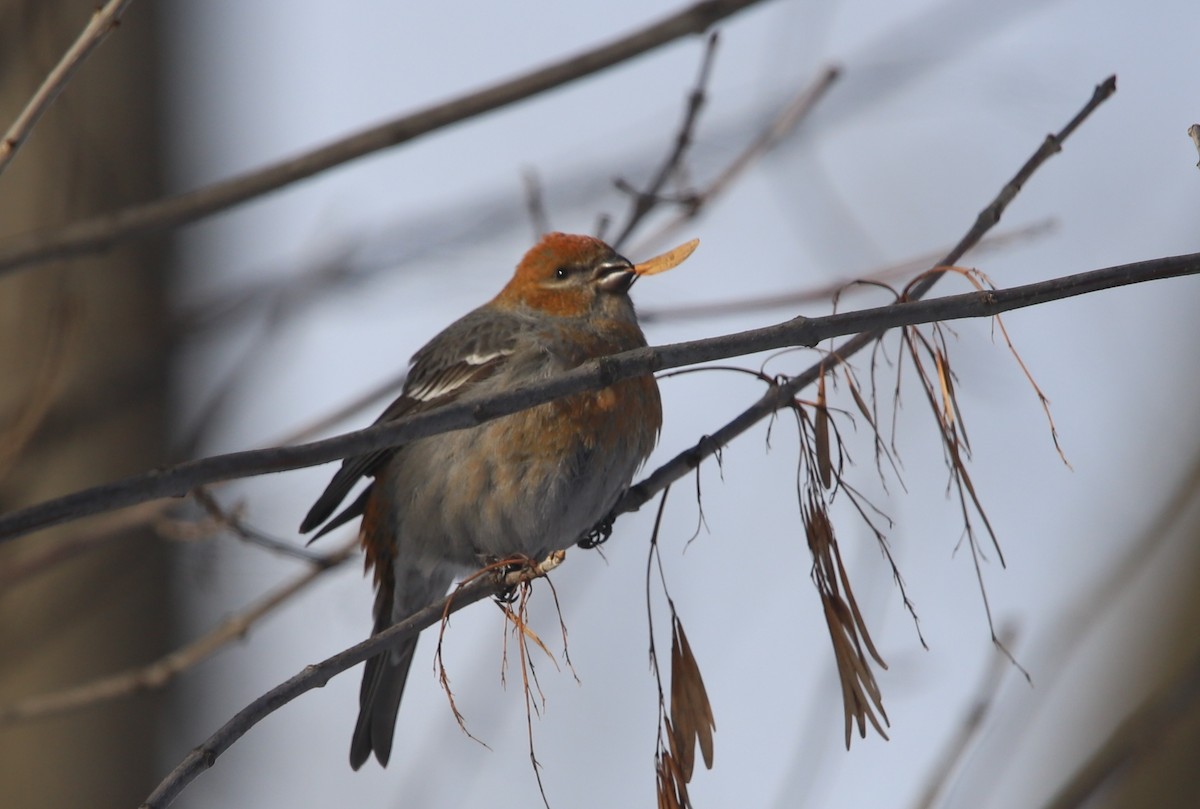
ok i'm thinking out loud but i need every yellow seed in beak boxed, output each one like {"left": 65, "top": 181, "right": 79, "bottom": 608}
{"left": 633, "top": 238, "right": 699, "bottom": 276}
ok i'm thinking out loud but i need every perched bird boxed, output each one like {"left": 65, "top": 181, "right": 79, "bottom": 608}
{"left": 301, "top": 232, "right": 666, "bottom": 770}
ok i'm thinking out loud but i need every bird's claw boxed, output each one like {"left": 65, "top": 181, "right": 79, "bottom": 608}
{"left": 577, "top": 514, "right": 615, "bottom": 549}
{"left": 490, "top": 551, "right": 567, "bottom": 603}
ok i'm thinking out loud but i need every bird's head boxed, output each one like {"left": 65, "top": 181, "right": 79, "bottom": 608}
{"left": 493, "top": 232, "right": 639, "bottom": 320}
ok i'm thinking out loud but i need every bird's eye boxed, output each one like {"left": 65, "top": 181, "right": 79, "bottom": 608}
{"left": 554, "top": 266, "right": 570, "bottom": 280}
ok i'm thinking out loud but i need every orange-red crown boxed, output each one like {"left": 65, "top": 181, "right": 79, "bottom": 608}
{"left": 492, "top": 232, "right": 630, "bottom": 318}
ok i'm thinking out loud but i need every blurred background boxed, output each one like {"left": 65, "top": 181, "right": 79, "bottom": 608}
{"left": 1, "top": 1, "right": 1199, "bottom": 807}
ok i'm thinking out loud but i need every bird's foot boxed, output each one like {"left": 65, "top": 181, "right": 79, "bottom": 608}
{"left": 577, "top": 514, "right": 614, "bottom": 549}
{"left": 489, "top": 551, "right": 567, "bottom": 604}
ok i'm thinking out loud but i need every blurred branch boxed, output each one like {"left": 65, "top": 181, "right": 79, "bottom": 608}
{"left": 630, "top": 63, "right": 841, "bottom": 256}
{"left": 910, "top": 624, "right": 1018, "bottom": 809}
{"left": 0, "top": 535, "right": 356, "bottom": 725}
{"left": 140, "top": 555, "right": 558, "bottom": 809}
{"left": 0, "top": 285, "right": 79, "bottom": 480}
{"left": 1041, "top": 643, "right": 1200, "bottom": 809}
{"left": 0, "top": 500, "right": 169, "bottom": 589}
{"left": 174, "top": 66, "right": 840, "bottom": 345}
{"left": 272, "top": 369, "right": 408, "bottom": 445}
{"left": 4, "top": 251, "right": 1198, "bottom": 545}
{"left": 190, "top": 487, "right": 328, "bottom": 563}
{"left": 0, "top": 0, "right": 770, "bottom": 279}
{"left": 609, "top": 32, "right": 720, "bottom": 249}
{"left": 520, "top": 167, "right": 551, "bottom": 239}
{"left": 0, "top": 382, "right": 387, "bottom": 590}
{"left": 0, "top": 0, "right": 134, "bottom": 179}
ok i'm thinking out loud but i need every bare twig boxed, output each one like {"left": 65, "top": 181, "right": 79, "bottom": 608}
{"left": 3, "top": 250, "right": 1197, "bottom": 546}
{"left": 610, "top": 32, "right": 720, "bottom": 249}
{"left": 521, "top": 167, "right": 551, "bottom": 239}
{"left": 190, "top": 488, "right": 328, "bottom": 563}
{"left": 0, "top": 0, "right": 769, "bottom": 279}
{"left": 630, "top": 64, "right": 841, "bottom": 255}
{"left": 0, "top": 536, "right": 356, "bottom": 725}
{"left": 0, "top": 0, "right": 134, "bottom": 179}
{"left": 168, "top": 65, "right": 840, "bottom": 347}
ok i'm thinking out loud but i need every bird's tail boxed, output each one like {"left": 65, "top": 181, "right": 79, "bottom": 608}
{"left": 349, "top": 567, "right": 454, "bottom": 770}
{"left": 349, "top": 624, "right": 417, "bottom": 770}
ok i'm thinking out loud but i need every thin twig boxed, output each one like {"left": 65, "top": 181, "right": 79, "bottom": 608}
{"left": 0, "top": 536, "right": 356, "bottom": 724}
{"left": 3, "top": 251, "right": 1196, "bottom": 547}
{"left": 0, "top": 0, "right": 134, "bottom": 179}
{"left": 0, "top": 0, "right": 769, "bottom": 279}
{"left": 521, "top": 167, "right": 551, "bottom": 239}
{"left": 610, "top": 32, "right": 720, "bottom": 249}
{"left": 629, "top": 64, "right": 841, "bottom": 256}
{"left": 191, "top": 487, "right": 328, "bottom": 563}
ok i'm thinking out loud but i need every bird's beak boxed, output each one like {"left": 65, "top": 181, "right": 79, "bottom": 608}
{"left": 595, "top": 258, "right": 637, "bottom": 293}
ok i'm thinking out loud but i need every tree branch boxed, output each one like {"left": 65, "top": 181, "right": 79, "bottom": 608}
{"left": 0, "top": 0, "right": 134, "bottom": 179}
{"left": 0, "top": 0, "right": 769, "bottom": 279}
{"left": 139, "top": 559, "right": 551, "bottom": 809}
{"left": 629, "top": 62, "right": 841, "bottom": 255}
{"left": 1, "top": 250, "right": 1195, "bottom": 546}
{"left": 0, "top": 537, "right": 356, "bottom": 724}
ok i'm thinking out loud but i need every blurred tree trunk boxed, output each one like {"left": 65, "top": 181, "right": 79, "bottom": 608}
{"left": 0, "top": 3, "right": 171, "bottom": 808}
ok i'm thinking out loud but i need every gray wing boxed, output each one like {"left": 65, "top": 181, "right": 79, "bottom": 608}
{"left": 299, "top": 307, "right": 526, "bottom": 536}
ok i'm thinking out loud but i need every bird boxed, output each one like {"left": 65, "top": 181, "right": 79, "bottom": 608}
{"left": 301, "top": 232, "right": 665, "bottom": 770}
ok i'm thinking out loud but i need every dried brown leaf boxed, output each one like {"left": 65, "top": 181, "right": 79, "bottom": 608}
{"left": 814, "top": 372, "right": 833, "bottom": 489}
{"left": 669, "top": 616, "right": 716, "bottom": 780}
{"left": 656, "top": 746, "right": 691, "bottom": 809}
{"left": 503, "top": 606, "right": 559, "bottom": 670}
{"left": 804, "top": 490, "right": 890, "bottom": 747}
{"left": 830, "top": 537, "right": 887, "bottom": 669}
